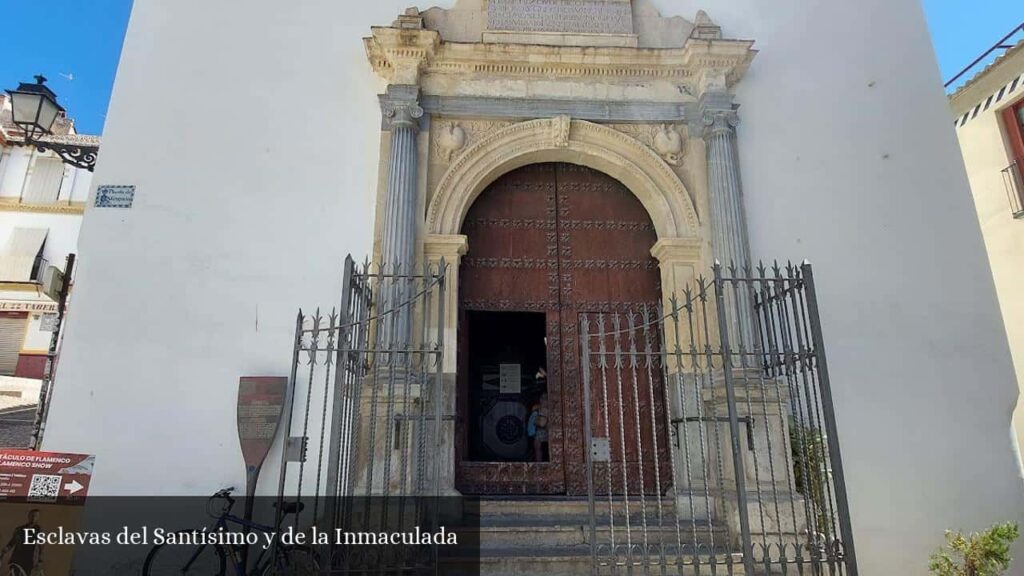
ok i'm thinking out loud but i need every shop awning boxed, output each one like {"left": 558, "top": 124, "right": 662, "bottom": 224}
{"left": 0, "top": 228, "right": 49, "bottom": 282}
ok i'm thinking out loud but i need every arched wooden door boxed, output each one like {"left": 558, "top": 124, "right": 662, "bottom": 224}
{"left": 456, "top": 162, "right": 669, "bottom": 496}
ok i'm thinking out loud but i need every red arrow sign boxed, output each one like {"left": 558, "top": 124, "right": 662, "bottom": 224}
{"left": 0, "top": 449, "right": 94, "bottom": 504}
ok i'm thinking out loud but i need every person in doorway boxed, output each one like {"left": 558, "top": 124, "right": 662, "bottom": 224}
{"left": 527, "top": 395, "right": 549, "bottom": 462}
{"left": 2, "top": 509, "right": 44, "bottom": 576}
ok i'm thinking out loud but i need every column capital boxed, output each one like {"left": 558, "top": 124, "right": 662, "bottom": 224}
{"left": 703, "top": 108, "right": 739, "bottom": 136}
{"left": 424, "top": 234, "right": 469, "bottom": 263}
{"left": 688, "top": 92, "right": 739, "bottom": 138}
{"left": 697, "top": 92, "right": 739, "bottom": 137}
{"left": 651, "top": 237, "right": 704, "bottom": 266}
{"left": 380, "top": 85, "right": 424, "bottom": 131}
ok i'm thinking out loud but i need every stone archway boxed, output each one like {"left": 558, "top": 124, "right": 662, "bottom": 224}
{"left": 426, "top": 116, "right": 701, "bottom": 240}
{"left": 421, "top": 119, "right": 709, "bottom": 495}
{"left": 423, "top": 116, "right": 709, "bottom": 379}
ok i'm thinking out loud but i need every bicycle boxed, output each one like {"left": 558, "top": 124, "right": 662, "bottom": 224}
{"left": 142, "top": 488, "right": 318, "bottom": 576}
{"left": 1, "top": 550, "right": 32, "bottom": 576}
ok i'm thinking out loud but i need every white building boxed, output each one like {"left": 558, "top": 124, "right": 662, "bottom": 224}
{"left": 950, "top": 37, "right": 1024, "bottom": 456}
{"left": 0, "top": 93, "right": 94, "bottom": 446}
{"left": 39, "top": 1, "right": 1024, "bottom": 574}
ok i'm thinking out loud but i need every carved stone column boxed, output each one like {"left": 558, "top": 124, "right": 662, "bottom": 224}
{"left": 380, "top": 84, "right": 423, "bottom": 274}
{"left": 704, "top": 107, "right": 749, "bottom": 269}
{"left": 702, "top": 95, "right": 755, "bottom": 347}
{"left": 379, "top": 85, "right": 424, "bottom": 345}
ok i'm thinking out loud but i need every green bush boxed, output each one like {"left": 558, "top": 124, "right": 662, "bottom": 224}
{"left": 789, "top": 418, "right": 831, "bottom": 538}
{"left": 929, "top": 522, "right": 1019, "bottom": 576}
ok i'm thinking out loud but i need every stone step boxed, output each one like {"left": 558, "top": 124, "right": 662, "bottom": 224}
{"left": 474, "top": 521, "right": 730, "bottom": 550}
{"left": 442, "top": 547, "right": 747, "bottom": 576}
{"left": 479, "top": 512, "right": 715, "bottom": 528}
{"left": 475, "top": 522, "right": 733, "bottom": 545}
{"left": 443, "top": 497, "right": 740, "bottom": 575}
{"left": 475, "top": 496, "right": 684, "bottom": 518}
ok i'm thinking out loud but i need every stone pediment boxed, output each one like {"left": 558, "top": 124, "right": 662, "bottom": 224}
{"left": 366, "top": 2, "right": 755, "bottom": 97}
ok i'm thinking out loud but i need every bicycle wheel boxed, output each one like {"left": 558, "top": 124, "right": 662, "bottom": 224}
{"left": 7, "top": 565, "right": 28, "bottom": 576}
{"left": 259, "top": 545, "right": 319, "bottom": 576}
{"left": 142, "top": 532, "right": 226, "bottom": 576}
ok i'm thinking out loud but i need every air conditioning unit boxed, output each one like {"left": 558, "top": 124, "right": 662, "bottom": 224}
{"left": 41, "top": 265, "right": 65, "bottom": 302}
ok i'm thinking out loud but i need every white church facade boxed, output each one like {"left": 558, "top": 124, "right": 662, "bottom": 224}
{"left": 39, "top": 1, "right": 1024, "bottom": 574}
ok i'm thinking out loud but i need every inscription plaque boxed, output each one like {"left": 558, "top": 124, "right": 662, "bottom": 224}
{"left": 487, "top": 0, "right": 634, "bottom": 35}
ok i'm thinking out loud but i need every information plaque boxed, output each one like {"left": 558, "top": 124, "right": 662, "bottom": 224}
{"left": 237, "top": 376, "right": 287, "bottom": 495}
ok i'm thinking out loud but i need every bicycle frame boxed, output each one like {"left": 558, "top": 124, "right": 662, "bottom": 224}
{"left": 179, "top": 510, "right": 284, "bottom": 575}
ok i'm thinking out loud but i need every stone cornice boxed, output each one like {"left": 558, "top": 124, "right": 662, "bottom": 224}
{"left": 365, "top": 26, "right": 755, "bottom": 88}
{"left": 427, "top": 38, "right": 755, "bottom": 83}
{"left": 0, "top": 198, "right": 85, "bottom": 215}
{"left": 364, "top": 27, "right": 441, "bottom": 85}
{"left": 0, "top": 282, "right": 46, "bottom": 293}
{"left": 679, "top": 38, "right": 757, "bottom": 88}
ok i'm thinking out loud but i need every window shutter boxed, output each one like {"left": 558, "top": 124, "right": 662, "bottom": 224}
{"left": 23, "top": 157, "right": 66, "bottom": 204}
{"left": 0, "top": 314, "right": 27, "bottom": 376}
{"left": 1004, "top": 102, "right": 1024, "bottom": 164}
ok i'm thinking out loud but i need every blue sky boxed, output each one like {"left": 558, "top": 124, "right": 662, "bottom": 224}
{"left": 922, "top": 0, "right": 1023, "bottom": 90}
{"left": 1, "top": 0, "right": 133, "bottom": 135}
{"left": 0, "top": 1, "right": 1020, "bottom": 135}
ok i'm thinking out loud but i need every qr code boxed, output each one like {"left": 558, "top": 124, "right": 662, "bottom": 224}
{"left": 28, "top": 474, "right": 62, "bottom": 501}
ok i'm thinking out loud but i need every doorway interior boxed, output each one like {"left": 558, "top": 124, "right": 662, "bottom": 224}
{"left": 464, "top": 310, "right": 548, "bottom": 464}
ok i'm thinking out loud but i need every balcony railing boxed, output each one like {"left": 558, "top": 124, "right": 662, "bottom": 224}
{"left": 29, "top": 256, "right": 49, "bottom": 283}
{"left": 1003, "top": 160, "right": 1024, "bottom": 219}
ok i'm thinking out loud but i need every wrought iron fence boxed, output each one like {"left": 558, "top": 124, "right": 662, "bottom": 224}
{"left": 274, "top": 256, "right": 854, "bottom": 575}
{"left": 274, "top": 256, "right": 449, "bottom": 574}
{"left": 579, "top": 261, "right": 857, "bottom": 575}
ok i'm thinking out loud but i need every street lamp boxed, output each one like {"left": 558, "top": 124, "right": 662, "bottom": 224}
{"left": 5, "top": 75, "right": 99, "bottom": 171}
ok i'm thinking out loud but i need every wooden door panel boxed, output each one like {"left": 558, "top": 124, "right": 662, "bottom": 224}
{"left": 554, "top": 164, "right": 667, "bottom": 496}
{"left": 583, "top": 319, "right": 673, "bottom": 495}
{"left": 459, "top": 266, "right": 552, "bottom": 308}
{"left": 456, "top": 162, "right": 667, "bottom": 496}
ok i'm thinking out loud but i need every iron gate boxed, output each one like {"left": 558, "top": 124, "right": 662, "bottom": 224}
{"left": 580, "top": 261, "right": 857, "bottom": 575}
{"left": 274, "top": 255, "right": 449, "bottom": 573}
